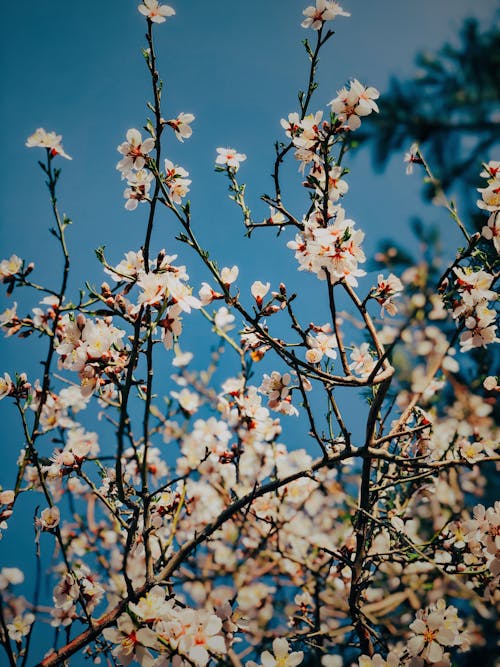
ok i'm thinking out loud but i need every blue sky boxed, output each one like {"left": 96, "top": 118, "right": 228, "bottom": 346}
{"left": 0, "top": 0, "right": 497, "bottom": 663}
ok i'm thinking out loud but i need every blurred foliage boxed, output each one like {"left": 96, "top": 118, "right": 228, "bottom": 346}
{"left": 362, "top": 16, "right": 500, "bottom": 200}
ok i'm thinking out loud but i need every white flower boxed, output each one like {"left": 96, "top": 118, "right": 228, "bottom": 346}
{"left": 167, "top": 113, "right": 195, "bottom": 142}
{"left": 171, "top": 389, "right": 201, "bottom": 414}
{"left": 301, "top": 1, "right": 350, "bottom": 30}
{"left": 103, "top": 613, "right": 158, "bottom": 666}
{"left": 138, "top": 0, "right": 175, "bottom": 23}
{"left": 26, "top": 128, "right": 72, "bottom": 159}
{"left": 38, "top": 506, "right": 60, "bottom": 530}
{"left": 329, "top": 79, "right": 380, "bottom": 131}
{"left": 477, "top": 181, "right": 500, "bottom": 212}
{"left": 481, "top": 211, "right": 499, "bottom": 253}
{"left": 117, "top": 128, "right": 155, "bottom": 172}
{"left": 259, "top": 371, "right": 292, "bottom": 402}
{"left": 124, "top": 169, "right": 154, "bottom": 210}
{"left": 251, "top": 280, "right": 270, "bottom": 305}
{"left": 247, "top": 638, "right": 304, "bottom": 667}
{"left": 483, "top": 375, "right": 498, "bottom": 391}
{"left": 407, "top": 601, "right": 465, "bottom": 664}
{"left": 215, "top": 147, "right": 247, "bottom": 171}
{"left": 7, "top": 613, "right": 35, "bottom": 642}
{"left": 0, "top": 373, "right": 13, "bottom": 400}
{"left": 404, "top": 143, "right": 422, "bottom": 175}
{"left": 0, "top": 255, "right": 22, "bottom": 280}
{"left": 214, "top": 306, "right": 235, "bottom": 332}
{"left": 221, "top": 265, "right": 239, "bottom": 285}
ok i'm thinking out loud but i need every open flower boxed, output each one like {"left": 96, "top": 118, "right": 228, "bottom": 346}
{"left": 407, "top": 601, "right": 465, "bottom": 664}
{"left": 26, "top": 128, "right": 71, "bottom": 159}
{"left": 215, "top": 147, "right": 247, "bottom": 171}
{"left": 301, "top": 1, "right": 350, "bottom": 30}
{"left": 138, "top": 0, "right": 175, "bottom": 23}
{"left": 329, "top": 79, "right": 380, "bottom": 131}
{"left": 117, "top": 129, "right": 155, "bottom": 173}
{"left": 103, "top": 613, "right": 158, "bottom": 666}
{"left": 247, "top": 638, "right": 304, "bottom": 667}
{"left": 167, "top": 113, "right": 195, "bottom": 141}
{"left": 37, "top": 506, "right": 60, "bottom": 531}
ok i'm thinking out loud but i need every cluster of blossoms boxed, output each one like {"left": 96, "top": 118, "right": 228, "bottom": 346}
{"left": 477, "top": 160, "right": 500, "bottom": 252}
{"left": 1, "top": 4, "right": 498, "bottom": 667}
{"left": 51, "top": 564, "right": 104, "bottom": 628}
{"left": 287, "top": 205, "right": 366, "bottom": 285}
{"left": 451, "top": 268, "right": 498, "bottom": 352}
{"left": 103, "top": 587, "right": 229, "bottom": 666}
{"left": 439, "top": 162, "right": 500, "bottom": 352}
{"left": 371, "top": 273, "right": 404, "bottom": 316}
{"left": 102, "top": 248, "right": 201, "bottom": 347}
{"left": 55, "top": 313, "right": 126, "bottom": 396}
{"left": 258, "top": 370, "right": 306, "bottom": 415}
{"left": 354, "top": 602, "right": 469, "bottom": 667}
{"left": 406, "top": 600, "right": 470, "bottom": 666}
{"left": 443, "top": 502, "right": 500, "bottom": 596}
{"left": 279, "top": 80, "right": 378, "bottom": 287}
{"left": 117, "top": 124, "right": 194, "bottom": 210}
{"left": 328, "top": 79, "right": 380, "bottom": 131}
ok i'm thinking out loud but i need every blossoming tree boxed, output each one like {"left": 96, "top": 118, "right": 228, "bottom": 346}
{"left": 0, "top": 2, "right": 498, "bottom": 666}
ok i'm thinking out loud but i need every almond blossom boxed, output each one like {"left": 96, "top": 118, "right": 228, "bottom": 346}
{"left": 251, "top": 280, "right": 271, "bottom": 306}
{"left": 117, "top": 128, "right": 155, "bottom": 172}
{"left": 355, "top": 653, "right": 401, "bottom": 667}
{"left": 0, "top": 254, "right": 22, "bottom": 280}
{"left": 372, "top": 273, "right": 404, "bottom": 316}
{"left": 407, "top": 601, "right": 468, "bottom": 665}
{"left": 167, "top": 112, "right": 195, "bottom": 141}
{"left": 124, "top": 168, "right": 155, "bottom": 210}
{"left": 215, "top": 147, "right": 247, "bottom": 171}
{"left": 247, "top": 638, "right": 304, "bottom": 667}
{"left": 26, "top": 128, "right": 72, "bottom": 159}
{"left": 301, "top": 1, "right": 350, "bottom": 30}
{"left": 305, "top": 331, "right": 338, "bottom": 363}
{"left": 164, "top": 159, "right": 191, "bottom": 203}
{"left": 102, "top": 613, "right": 158, "bottom": 666}
{"left": 287, "top": 208, "right": 366, "bottom": 284}
{"left": 37, "top": 506, "right": 60, "bottom": 530}
{"left": 0, "top": 372, "right": 13, "bottom": 400}
{"left": 329, "top": 79, "right": 380, "bottom": 131}
{"left": 481, "top": 210, "right": 499, "bottom": 253}
{"left": 7, "top": 612, "right": 35, "bottom": 642}
{"left": 138, "top": 0, "right": 175, "bottom": 24}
